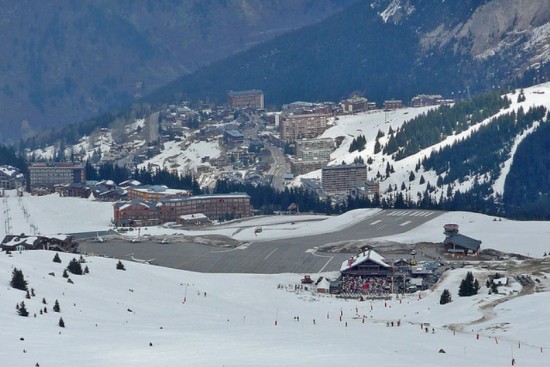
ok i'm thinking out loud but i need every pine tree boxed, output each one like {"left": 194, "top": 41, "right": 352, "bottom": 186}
{"left": 53, "top": 300, "right": 60, "bottom": 313}
{"left": 67, "top": 258, "right": 83, "bottom": 275}
{"left": 52, "top": 253, "right": 62, "bottom": 263}
{"left": 84, "top": 265, "right": 90, "bottom": 274}
{"left": 18, "top": 301, "right": 29, "bottom": 317}
{"left": 25, "top": 290, "right": 31, "bottom": 299}
{"left": 62, "top": 269, "right": 69, "bottom": 278}
{"left": 459, "top": 271, "right": 478, "bottom": 297}
{"left": 58, "top": 317, "right": 65, "bottom": 328}
{"left": 116, "top": 260, "right": 126, "bottom": 271}
{"left": 42, "top": 297, "right": 47, "bottom": 305}
{"left": 439, "top": 289, "right": 452, "bottom": 305}
{"left": 10, "top": 268, "right": 28, "bottom": 291}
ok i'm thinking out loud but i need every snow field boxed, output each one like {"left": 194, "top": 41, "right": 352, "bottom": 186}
{"left": 1, "top": 251, "right": 549, "bottom": 366}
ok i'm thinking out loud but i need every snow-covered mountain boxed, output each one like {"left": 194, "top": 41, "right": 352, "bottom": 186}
{"left": 296, "top": 82, "right": 550, "bottom": 211}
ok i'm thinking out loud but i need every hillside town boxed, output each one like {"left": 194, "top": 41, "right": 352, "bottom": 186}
{"left": 8, "top": 89, "right": 456, "bottom": 227}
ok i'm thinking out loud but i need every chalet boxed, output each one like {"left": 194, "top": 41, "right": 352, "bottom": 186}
{"left": 442, "top": 224, "right": 481, "bottom": 256}
{"left": 1, "top": 234, "right": 79, "bottom": 252}
{"left": 223, "top": 130, "right": 245, "bottom": 146}
{"left": 0, "top": 165, "right": 25, "bottom": 189}
{"left": 177, "top": 213, "right": 211, "bottom": 227}
{"left": 340, "top": 249, "right": 392, "bottom": 277}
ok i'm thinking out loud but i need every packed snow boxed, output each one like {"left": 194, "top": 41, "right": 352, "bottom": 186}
{"left": 2, "top": 189, "right": 550, "bottom": 365}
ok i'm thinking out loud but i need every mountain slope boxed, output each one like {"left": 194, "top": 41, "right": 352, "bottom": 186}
{"left": 0, "top": 0, "right": 358, "bottom": 142}
{"left": 144, "top": 0, "right": 550, "bottom": 109}
{"left": 2, "top": 249, "right": 550, "bottom": 366}
{"left": 299, "top": 83, "right": 550, "bottom": 218}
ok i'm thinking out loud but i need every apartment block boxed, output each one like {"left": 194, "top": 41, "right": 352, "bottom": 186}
{"left": 321, "top": 164, "right": 367, "bottom": 195}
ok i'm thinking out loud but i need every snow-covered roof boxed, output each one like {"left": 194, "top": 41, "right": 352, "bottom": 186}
{"left": 340, "top": 249, "right": 390, "bottom": 272}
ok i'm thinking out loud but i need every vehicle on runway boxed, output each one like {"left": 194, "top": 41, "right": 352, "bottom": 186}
{"left": 95, "top": 233, "right": 104, "bottom": 243}
{"left": 130, "top": 237, "right": 141, "bottom": 243}
{"left": 127, "top": 253, "right": 155, "bottom": 265}
{"left": 159, "top": 236, "right": 169, "bottom": 244}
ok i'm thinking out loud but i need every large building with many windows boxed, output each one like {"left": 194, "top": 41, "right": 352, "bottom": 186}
{"left": 321, "top": 164, "right": 367, "bottom": 195}
{"left": 127, "top": 185, "right": 191, "bottom": 202}
{"left": 227, "top": 90, "right": 264, "bottom": 109}
{"left": 114, "top": 193, "right": 252, "bottom": 227}
{"left": 28, "top": 162, "right": 85, "bottom": 190}
{"left": 279, "top": 112, "right": 331, "bottom": 141}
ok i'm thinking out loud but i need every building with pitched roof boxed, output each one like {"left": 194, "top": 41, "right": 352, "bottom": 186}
{"left": 442, "top": 224, "right": 481, "bottom": 256}
{"left": 340, "top": 249, "right": 392, "bottom": 277}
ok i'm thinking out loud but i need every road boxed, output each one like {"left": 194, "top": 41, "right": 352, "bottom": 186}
{"left": 265, "top": 144, "right": 289, "bottom": 191}
{"left": 83, "top": 209, "right": 444, "bottom": 274}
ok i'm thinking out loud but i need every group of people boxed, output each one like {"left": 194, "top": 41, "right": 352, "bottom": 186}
{"left": 339, "top": 275, "right": 391, "bottom": 298}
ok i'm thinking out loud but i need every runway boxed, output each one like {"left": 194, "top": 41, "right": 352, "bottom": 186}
{"left": 83, "top": 209, "right": 445, "bottom": 274}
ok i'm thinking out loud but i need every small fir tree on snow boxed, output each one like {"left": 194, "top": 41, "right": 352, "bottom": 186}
{"left": 18, "top": 301, "right": 29, "bottom": 317}
{"left": 67, "top": 278, "right": 74, "bottom": 284}
{"left": 52, "top": 253, "right": 61, "bottom": 263}
{"left": 43, "top": 307, "right": 47, "bottom": 313}
{"left": 84, "top": 265, "right": 89, "bottom": 274}
{"left": 42, "top": 297, "right": 47, "bottom": 305}
{"left": 67, "top": 258, "right": 83, "bottom": 275}
{"left": 79, "top": 255, "right": 86, "bottom": 263}
{"left": 440, "top": 289, "right": 452, "bottom": 305}
{"left": 62, "top": 269, "right": 69, "bottom": 278}
{"left": 116, "top": 260, "right": 126, "bottom": 271}
{"left": 26, "top": 290, "right": 31, "bottom": 299}
{"left": 53, "top": 300, "right": 60, "bottom": 313}
{"left": 31, "top": 288, "right": 35, "bottom": 297}
{"left": 10, "top": 268, "right": 28, "bottom": 291}
{"left": 58, "top": 317, "right": 65, "bottom": 328}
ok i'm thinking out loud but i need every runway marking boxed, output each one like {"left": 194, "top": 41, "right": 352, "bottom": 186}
{"left": 400, "top": 221, "right": 412, "bottom": 226}
{"left": 264, "top": 248, "right": 278, "bottom": 260}
{"left": 318, "top": 256, "right": 334, "bottom": 273}
{"left": 175, "top": 252, "right": 211, "bottom": 268}
{"left": 370, "top": 220, "right": 382, "bottom": 225}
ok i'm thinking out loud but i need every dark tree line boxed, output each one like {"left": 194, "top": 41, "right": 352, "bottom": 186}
{"left": 384, "top": 92, "right": 510, "bottom": 159}
{"left": 503, "top": 117, "right": 550, "bottom": 219}
{"left": 422, "top": 106, "right": 547, "bottom": 186}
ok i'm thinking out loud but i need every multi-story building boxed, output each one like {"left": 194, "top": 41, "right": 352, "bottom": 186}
{"left": 113, "top": 199, "right": 161, "bottom": 227}
{"left": 279, "top": 112, "right": 331, "bottom": 141}
{"left": 321, "top": 164, "right": 367, "bottom": 195}
{"left": 127, "top": 185, "right": 191, "bottom": 202}
{"left": 114, "top": 193, "right": 252, "bottom": 227}
{"left": 410, "top": 94, "right": 443, "bottom": 107}
{"left": 291, "top": 159, "right": 327, "bottom": 175}
{"left": 223, "top": 130, "right": 245, "bottom": 146}
{"left": 383, "top": 100, "right": 403, "bottom": 110}
{"left": 295, "top": 138, "right": 334, "bottom": 160}
{"left": 290, "top": 138, "right": 334, "bottom": 175}
{"left": 0, "top": 165, "right": 25, "bottom": 190}
{"left": 340, "top": 96, "right": 369, "bottom": 114}
{"left": 227, "top": 90, "right": 264, "bottom": 109}
{"left": 28, "top": 162, "right": 85, "bottom": 190}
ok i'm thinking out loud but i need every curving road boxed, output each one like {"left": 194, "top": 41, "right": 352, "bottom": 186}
{"left": 83, "top": 209, "right": 444, "bottom": 274}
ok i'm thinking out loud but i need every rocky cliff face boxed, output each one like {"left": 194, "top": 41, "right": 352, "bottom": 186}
{"left": 373, "top": 0, "right": 550, "bottom": 80}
